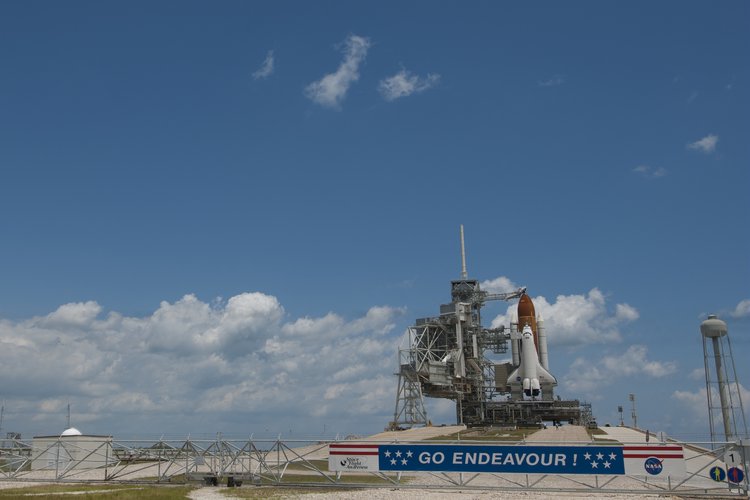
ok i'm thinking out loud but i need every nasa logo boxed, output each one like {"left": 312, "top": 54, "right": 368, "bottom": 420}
{"left": 644, "top": 457, "right": 663, "bottom": 475}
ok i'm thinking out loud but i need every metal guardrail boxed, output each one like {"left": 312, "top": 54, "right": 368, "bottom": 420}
{"left": 0, "top": 436, "right": 747, "bottom": 497}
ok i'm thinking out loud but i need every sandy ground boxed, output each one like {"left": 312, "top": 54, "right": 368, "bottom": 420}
{"left": 187, "top": 487, "right": 228, "bottom": 500}
{"left": 365, "top": 425, "right": 467, "bottom": 442}
{"left": 183, "top": 487, "right": 672, "bottom": 499}
{"left": 269, "top": 489, "right": 671, "bottom": 499}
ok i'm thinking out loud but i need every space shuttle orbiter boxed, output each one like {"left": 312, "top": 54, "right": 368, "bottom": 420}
{"left": 507, "top": 324, "right": 557, "bottom": 399}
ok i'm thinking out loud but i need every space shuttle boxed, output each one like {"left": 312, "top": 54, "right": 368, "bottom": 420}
{"left": 507, "top": 325, "right": 557, "bottom": 398}
{"left": 507, "top": 294, "right": 557, "bottom": 400}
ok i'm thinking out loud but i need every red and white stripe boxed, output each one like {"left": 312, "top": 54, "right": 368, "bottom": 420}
{"left": 623, "top": 446, "right": 683, "bottom": 459}
{"left": 329, "top": 443, "right": 380, "bottom": 456}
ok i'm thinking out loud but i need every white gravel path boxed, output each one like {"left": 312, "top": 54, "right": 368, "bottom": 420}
{"left": 187, "top": 486, "right": 230, "bottom": 500}
{"left": 184, "top": 486, "right": 670, "bottom": 500}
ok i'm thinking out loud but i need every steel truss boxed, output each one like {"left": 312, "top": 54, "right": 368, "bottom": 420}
{"left": 390, "top": 339, "right": 429, "bottom": 429}
{"left": 0, "top": 436, "right": 747, "bottom": 497}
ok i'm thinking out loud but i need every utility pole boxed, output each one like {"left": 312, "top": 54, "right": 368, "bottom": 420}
{"left": 629, "top": 394, "right": 637, "bottom": 429}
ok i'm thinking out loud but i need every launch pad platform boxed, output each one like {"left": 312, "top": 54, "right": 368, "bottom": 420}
{"left": 482, "top": 400, "right": 592, "bottom": 428}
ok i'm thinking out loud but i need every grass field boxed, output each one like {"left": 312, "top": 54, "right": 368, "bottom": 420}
{"left": 0, "top": 478, "right": 392, "bottom": 499}
{"left": 0, "top": 484, "right": 196, "bottom": 499}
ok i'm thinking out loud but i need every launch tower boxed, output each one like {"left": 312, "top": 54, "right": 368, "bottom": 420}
{"left": 390, "top": 226, "right": 591, "bottom": 429}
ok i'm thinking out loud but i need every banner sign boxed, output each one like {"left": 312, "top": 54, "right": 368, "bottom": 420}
{"left": 329, "top": 443, "right": 380, "bottom": 472}
{"left": 622, "top": 445, "right": 685, "bottom": 477}
{"left": 329, "top": 443, "right": 685, "bottom": 477}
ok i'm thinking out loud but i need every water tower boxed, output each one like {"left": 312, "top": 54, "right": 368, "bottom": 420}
{"left": 700, "top": 315, "right": 748, "bottom": 443}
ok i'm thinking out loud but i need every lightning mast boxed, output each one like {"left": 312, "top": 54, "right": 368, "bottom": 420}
{"left": 460, "top": 224, "right": 468, "bottom": 280}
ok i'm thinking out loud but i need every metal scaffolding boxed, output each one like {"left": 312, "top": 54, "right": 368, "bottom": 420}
{"left": 0, "top": 434, "right": 746, "bottom": 497}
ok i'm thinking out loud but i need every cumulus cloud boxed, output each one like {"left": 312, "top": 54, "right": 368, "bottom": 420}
{"left": 672, "top": 387, "right": 708, "bottom": 407}
{"left": 615, "top": 303, "right": 639, "bottom": 322}
{"left": 730, "top": 299, "right": 750, "bottom": 318}
{"left": 252, "top": 50, "right": 275, "bottom": 80}
{"left": 489, "top": 285, "right": 638, "bottom": 345}
{"left": 538, "top": 75, "right": 565, "bottom": 87}
{"left": 305, "top": 34, "right": 371, "bottom": 109}
{"left": 633, "top": 165, "right": 667, "bottom": 178}
{"left": 0, "top": 294, "right": 404, "bottom": 436}
{"left": 378, "top": 69, "right": 440, "bottom": 101}
{"left": 687, "top": 134, "right": 718, "bottom": 153}
{"left": 564, "top": 345, "right": 677, "bottom": 394}
{"left": 37, "top": 301, "right": 103, "bottom": 329}
{"left": 672, "top": 383, "right": 750, "bottom": 421}
{"left": 480, "top": 276, "right": 521, "bottom": 295}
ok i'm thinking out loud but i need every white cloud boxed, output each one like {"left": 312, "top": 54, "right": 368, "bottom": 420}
{"left": 689, "top": 368, "right": 705, "bottom": 381}
{"left": 633, "top": 165, "right": 667, "bottom": 178}
{"left": 564, "top": 345, "right": 677, "bottom": 394}
{"left": 687, "top": 134, "right": 718, "bottom": 153}
{"left": 304, "top": 34, "right": 371, "bottom": 109}
{"left": 0, "top": 294, "right": 404, "bottom": 435}
{"left": 615, "top": 303, "right": 639, "bottom": 322}
{"left": 349, "top": 305, "right": 406, "bottom": 335}
{"left": 489, "top": 286, "right": 638, "bottom": 346}
{"left": 538, "top": 75, "right": 565, "bottom": 87}
{"left": 672, "top": 383, "right": 750, "bottom": 421}
{"left": 480, "top": 276, "right": 520, "bottom": 295}
{"left": 378, "top": 69, "right": 440, "bottom": 101}
{"left": 252, "top": 50, "right": 275, "bottom": 80}
{"left": 672, "top": 388, "right": 709, "bottom": 423}
{"left": 730, "top": 299, "right": 750, "bottom": 318}
{"left": 40, "top": 301, "right": 103, "bottom": 328}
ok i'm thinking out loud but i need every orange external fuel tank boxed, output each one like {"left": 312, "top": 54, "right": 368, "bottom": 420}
{"left": 517, "top": 294, "right": 539, "bottom": 355}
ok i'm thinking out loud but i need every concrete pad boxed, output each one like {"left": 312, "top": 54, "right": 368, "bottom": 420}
{"left": 364, "top": 425, "right": 466, "bottom": 442}
{"left": 525, "top": 425, "right": 591, "bottom": 443}
{"left": 596, "top": 426, "right": 650, "bottom": 444}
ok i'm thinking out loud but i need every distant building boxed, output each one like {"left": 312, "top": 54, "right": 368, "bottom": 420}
{"left": 31, "top": 427, "right": 114, "bottom": 471}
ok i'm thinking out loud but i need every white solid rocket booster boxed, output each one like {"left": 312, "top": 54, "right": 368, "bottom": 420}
{"left": 538, "top": 314, "right": 549, "bottom": 371}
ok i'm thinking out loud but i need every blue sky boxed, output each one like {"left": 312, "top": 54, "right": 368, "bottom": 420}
{"left": 0, "top": 1, "right": 748, "bottom": 440}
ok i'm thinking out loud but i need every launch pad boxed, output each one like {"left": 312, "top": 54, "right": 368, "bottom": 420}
{"left": 390, "top": 227, "right": 593, "bottom": 429}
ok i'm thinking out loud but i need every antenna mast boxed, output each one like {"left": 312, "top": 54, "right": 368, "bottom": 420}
{"left": 460, "top": 224, "right": 468, "bottom": 279}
